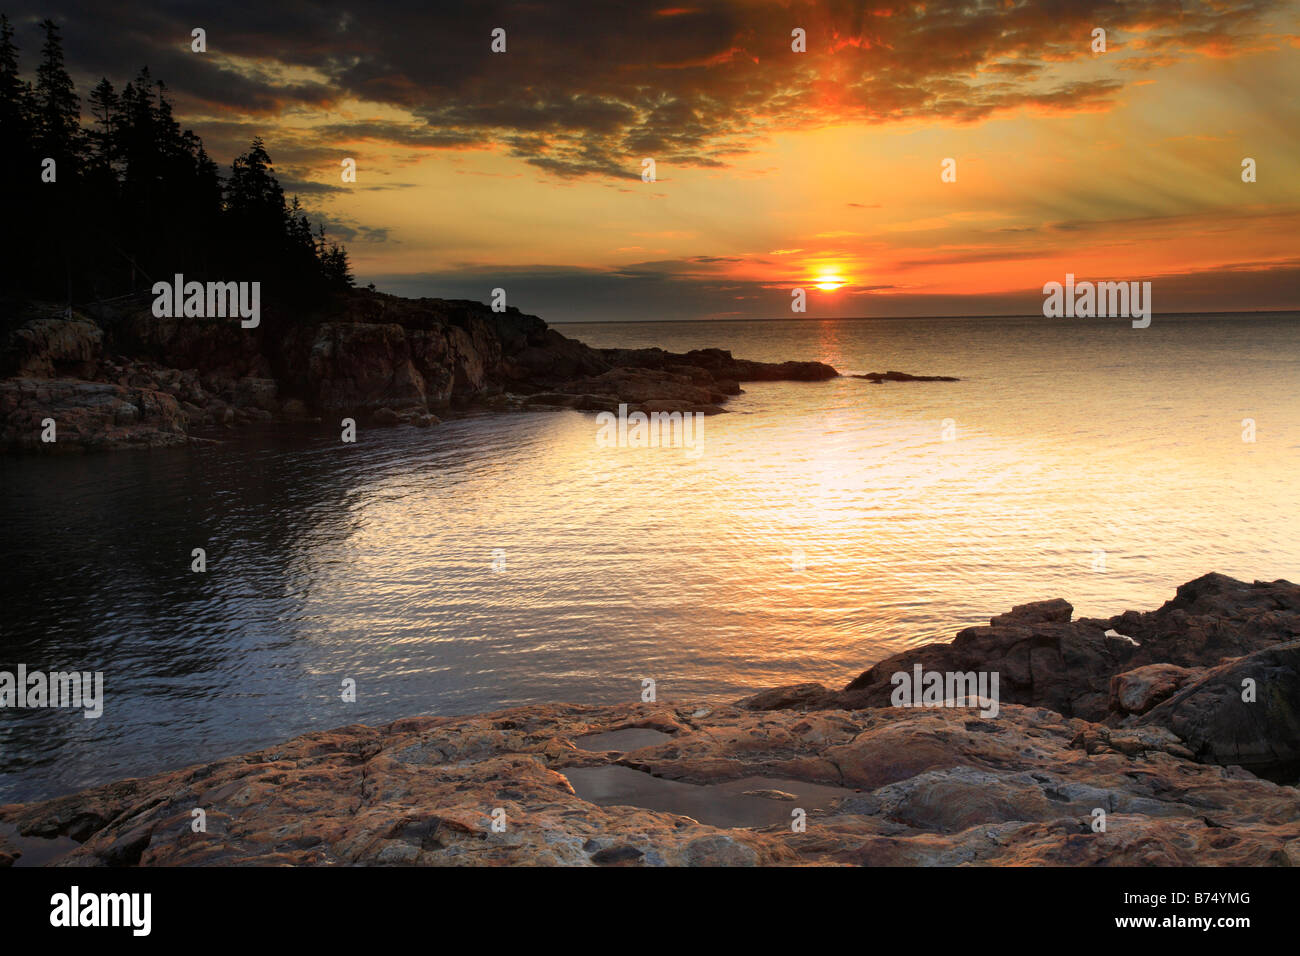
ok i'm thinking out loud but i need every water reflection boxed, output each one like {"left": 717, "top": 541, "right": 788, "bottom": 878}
{"left": 1, "top": 313, "right": 1297, "bottom": 801}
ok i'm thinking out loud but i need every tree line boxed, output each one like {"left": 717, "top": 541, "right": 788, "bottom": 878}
{"left": 0, "top": 16, "right": 353, "bottom": 310}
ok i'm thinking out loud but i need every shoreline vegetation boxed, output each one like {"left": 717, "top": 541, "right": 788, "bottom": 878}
{"left": 1, "top": 572, "right": 1297, "bottom": 866}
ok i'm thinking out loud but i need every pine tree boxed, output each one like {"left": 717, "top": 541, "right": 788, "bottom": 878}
{"left": 0, "top": 15, "right": 34, "bottom": 144}
{"left": 1, "top": 17, "right": 354, "bottom": 305}
{"left": 324, "top": 243, "right": 354, "bottom": 289}
{"left": 33, "top": 19, "right": 82, "bottom": 169}
{"left": 87, "top": 78, "right": 118, "bottom": 168}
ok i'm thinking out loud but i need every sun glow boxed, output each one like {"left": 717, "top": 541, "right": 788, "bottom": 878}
{"left": 814, "top": 270, "right": 848, "bottom": 292}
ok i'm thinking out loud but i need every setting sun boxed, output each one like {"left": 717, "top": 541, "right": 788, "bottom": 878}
{"left": 814, "top": 269, "right": 848, "bottom": 292}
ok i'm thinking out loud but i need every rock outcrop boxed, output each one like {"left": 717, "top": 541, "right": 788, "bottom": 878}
{"left": 747, "top": 574, "right": 1300, "bottom": 735}
{"left": 0, "top": 378, "right": 189, "bottom": 451}
{"left": 1, "top": 292, "right": 840, "bottom": 451}
{"left": 852, "top": 370, "right": 960, "bottom": 383}
{"left": 1, "top": 574, "right": 1296, "bottom": 866}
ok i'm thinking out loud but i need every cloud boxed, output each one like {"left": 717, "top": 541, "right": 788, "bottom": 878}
{"left": 12, "top": 0, "right": 1288, "bottom": 175}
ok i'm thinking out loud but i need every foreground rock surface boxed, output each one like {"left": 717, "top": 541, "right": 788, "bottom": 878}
{"left": 1, "top": 574, "right": 1296, "bottom": 867}
{"left": 1, "top": 293, "right": 839, "bottom": 451}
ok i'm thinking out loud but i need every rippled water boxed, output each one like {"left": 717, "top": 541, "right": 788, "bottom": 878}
{"left": 2, "top": 312, "right": 1297, "bottom": 801}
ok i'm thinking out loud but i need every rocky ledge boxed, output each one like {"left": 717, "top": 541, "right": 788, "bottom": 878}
{"left": 1, "top": 291, "right": 839, "bottom": 452}
{"left": 2, "top": 572, "right": 1296, "bottom": 867}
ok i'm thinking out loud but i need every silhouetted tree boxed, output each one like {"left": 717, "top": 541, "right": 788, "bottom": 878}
{"left": 33, "top": 19, "right": 81, "bottom": 168}
{"left": 0, "top": 16, "right": 352, "bottom": 306}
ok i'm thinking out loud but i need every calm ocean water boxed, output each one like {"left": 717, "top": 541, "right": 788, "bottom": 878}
{"left": 2, "top": 312, "right": 1297, "bottom": 801}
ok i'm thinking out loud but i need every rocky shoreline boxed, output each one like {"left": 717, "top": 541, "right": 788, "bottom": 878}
{"left": 1, "top": 291, "right": 839, "bottom": 452}
{"left": 2, "top": 572, "right": 1296, "bottom": 866}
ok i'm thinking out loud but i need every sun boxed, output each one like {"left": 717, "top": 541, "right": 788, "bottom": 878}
{"left": 814, "top": 271, "right": 847, "bottom": 292}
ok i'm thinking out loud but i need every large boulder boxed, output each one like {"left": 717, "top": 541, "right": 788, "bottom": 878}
{"left": 1137, "top": 642, "right": 1300, "bottom": 780}
{"left": 1109, "top": 663, "right": 1199, "bottom": 716}
{"left": 3, "top": 316, "right": 104, "bottom": 378}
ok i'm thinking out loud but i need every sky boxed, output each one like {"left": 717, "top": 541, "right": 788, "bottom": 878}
{"left": 10, "top": 0, "right": 1300, "bottom": 321}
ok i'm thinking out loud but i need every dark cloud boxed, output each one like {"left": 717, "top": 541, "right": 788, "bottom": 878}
{"left": 9, "top": 0, "right": 1286, "bottom": 173}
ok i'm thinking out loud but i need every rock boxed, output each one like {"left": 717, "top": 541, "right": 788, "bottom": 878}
{"left": 1110, "top": 663, "right": 1199, "bottom": 715}
{"left": 112, "top": 400, "right": 139, "bottom": 426}
{"left": 300, "top": 322, "right": 427, "bottom": 415}
{"left": 1138, "top": 641, "right": 1300, "bottom": 780}
{"left": 990, "top": 598, "right": 1073, "bottom": 626}
{"left": 110, "top": 308, "right": 269, "bottom": 382}
{"left": 2, "top": 576, "right": 1297, "bottom": 867}
{"left": 0, "top": 378, "right": 189, "bottom": 451}
{"left": 851, "top": 370, "right": 960, "bottom": 383}
{"left": 555, "top": 367, "right": 722, "bottom": 410}
{"left": 747, "top": 576, "right": 1300, "bottom": 725}
{"left": 233, "top": 377, "right": 278, "bottom": 412}
{"left": 2, "top": 315, "right": 103, "bottom": 378}
{"left": 371, "top": 407, "right": 401, "bottom": 426}
{"left": 590, "top": 844, "right": 644, "bottom": 865}
{"left": 3, "top": 694, "right": 1296, "bottom": 867}
{"left": 1100, "top": 573, "right": 1300, "bottom": 669}
{"left": 736, "top": 683, "right": 832, "bottom": 711}
{"left": 829, "top": 610, "right": 1130, "bottom": 721}
{"left": 3, "top": 291, "right": 840, "bottom": 450}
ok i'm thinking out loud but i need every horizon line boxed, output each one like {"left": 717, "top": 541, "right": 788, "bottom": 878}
{"left": 549, "top": 308, "right": 1300, "bottom": 325}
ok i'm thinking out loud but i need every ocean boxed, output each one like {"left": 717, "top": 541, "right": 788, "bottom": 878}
{"left": 1, "top": 312, "right": 1296, "bottom": 801}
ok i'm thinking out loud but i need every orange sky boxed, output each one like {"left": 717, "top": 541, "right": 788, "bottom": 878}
{"left": 27, "top": 0, "right": 1300, "bottom": 319}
